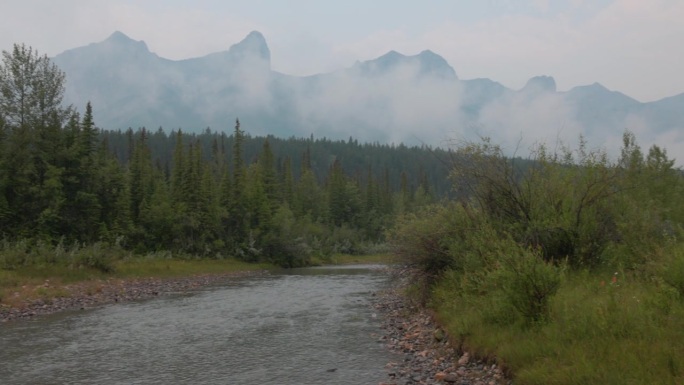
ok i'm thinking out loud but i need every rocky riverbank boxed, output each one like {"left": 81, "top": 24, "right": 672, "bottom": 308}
{"left": 2, "top": 265, "right": 511, "bottom": 384}
{"left": 0, "top": 270, "right": 268, "bottom": 322}
{"left": 373, "top": 268, "right": 511, "bottom": 385}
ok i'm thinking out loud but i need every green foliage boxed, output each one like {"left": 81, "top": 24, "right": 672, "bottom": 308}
{"left": 260, "top": 205, "right": 312, "bottom": 267}
{"left": 394, "top": 132, "right": 684, "bottom": 383}
{"left": 432, "top": 267, "right": 684, "bottom": 384}
{"left": 0, "top": 43, "right": 453, "bottom": 271}
{"left": 0, "top": 43, "right": 69, "bottom": 129}
{"left": 0, "top": 238, "right": 119, "bottom": 273}
{"left": 497, "top": 247, "right": 562, "bottom": 325}
{"left": 390, "top": 204, "right": 461, "bottom": 278}
{"left": 67, "top": 242, "right": 117, "bottom": 273}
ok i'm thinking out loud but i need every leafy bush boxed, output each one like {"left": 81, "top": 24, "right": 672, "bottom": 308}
{"left": 389, "top": 204, "right": 463, "bottom": 278}
{"left": 0, "top": 239, "right": 31, "bottom": 269}
{"left": 654, "top": 246, "right": 684, "bottom": 300}
{"left": 396, "top": 132, "right": 684, "bottom": 383}
{"left": 68, "top": 242, "right": 117, "bottom": 273}
{"left": 498, "top": 247, "right": 563, "bottom": 324}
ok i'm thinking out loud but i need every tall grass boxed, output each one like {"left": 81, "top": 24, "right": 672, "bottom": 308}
{"left": 0, "top": 238, "right": 124, "bottom": 273}
{"left": 390, "top": 133, "right": 684, "bottom": 383}
{"left": 318, "top": 252, "right": 397, "bottom": 265}
{"left": 0, "top": 240, "right": 273, "bottom": 307}
{"left": 113, "top": 258, "right": 272, "bottom": 278}
{"left": 432, "top": 267, "right": 684, "bottom": 384}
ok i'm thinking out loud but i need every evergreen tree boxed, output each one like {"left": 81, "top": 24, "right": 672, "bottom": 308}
{"left": 229, "top": 119, "right": 248, "bottom": 248}
{"left": 129, "top": 128, "right": 153, "bottom": 224}
{"left": 258, "top": 139, "right": 278, "bottom": 210}
{"left": 280, "top": 156, "right": 294, "bottom": 207}
{"left": 0, "top": 44, "right": 70, "bottom": 238}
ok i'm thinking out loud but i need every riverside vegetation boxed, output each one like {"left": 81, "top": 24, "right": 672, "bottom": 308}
{"left": 2, "top": 42, "right": 683, "bottom": 384}
{"left": 0, "top": 44, "right": 429, "bottom": 306}
{"left": 391, "top": 135, "right": 684, "bottom": 384}
{"left": 0, "top": 43, "right": 439, "bottom": 264}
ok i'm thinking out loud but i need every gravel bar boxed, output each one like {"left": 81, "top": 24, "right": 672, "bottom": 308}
{"left": 372, "top": 267, "right": 512, "bottom": 385}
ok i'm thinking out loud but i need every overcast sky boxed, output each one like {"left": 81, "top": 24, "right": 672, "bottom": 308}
{"left": 1, "top": 0, "right": 682, "bottom": 102}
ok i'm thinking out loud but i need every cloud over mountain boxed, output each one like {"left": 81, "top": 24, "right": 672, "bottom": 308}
{"left": 53, "top": 31, "right": 684, "bottom": 162}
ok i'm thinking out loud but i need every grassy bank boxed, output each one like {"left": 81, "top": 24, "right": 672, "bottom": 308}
{"left": 431, "top": 267, "right": 684, "bottom": 384}
{"left": 0, "top": 257, "right": 272, "bottom": 308}
{"left": 389, "top": 136, "right": 684, "bottom": 384}
{"left": 317, "top": 252, "right": 397, "bottom": 265}
{"left": 0, "top": 252, "right": 395, "bottom": 309}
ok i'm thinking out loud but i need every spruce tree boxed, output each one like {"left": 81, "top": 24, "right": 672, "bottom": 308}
{"left": 230, "top": 119, "right": 248, "bottom": 247}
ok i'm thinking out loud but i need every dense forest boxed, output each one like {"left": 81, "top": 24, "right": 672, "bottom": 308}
{"left": 0, "top": 43, "right": 452, "bottom": 268}
{"left": 4, "top": 39, "right": 684, "bottom": 383}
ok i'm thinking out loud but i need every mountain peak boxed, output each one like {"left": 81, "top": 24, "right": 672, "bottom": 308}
{"left": 229, "top": 30, "right": 270, "bottom": 63}
{"left": 416, "top": 50, "right": 457, "bottom": 79}
{"left": 522, "top": 75, "right": 556, "bottom": 93}
{"left": 356, "top": 49, "right": 456, "bottom": 79}
{"left": 590, "top": 82, "right": 608, "bottom": 90}
{"left": 418, "top": 49, "right": 439, "bottom": 58}
{"left": 244, "top": 30, "right": 266, "bottom": 44}
{"left": 568, "top": 82, "right": 613, "bottom": 96}
{"left": 103, "top": 31, "right": 149, "bottom": 51}
{"left": 380, "top": 50, "right": 405, "bottom": 59}
{"left": 106, "top": 31, "right": 133, "bottom": 42}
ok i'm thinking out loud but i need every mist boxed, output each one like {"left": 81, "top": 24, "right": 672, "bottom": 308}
{"left": 53, "top": 31, "right": 684, "bottom": 165}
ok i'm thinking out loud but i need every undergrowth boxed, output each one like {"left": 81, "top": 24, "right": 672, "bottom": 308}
{"left": 390, "top": 133, "right": 684, "bottom": 384}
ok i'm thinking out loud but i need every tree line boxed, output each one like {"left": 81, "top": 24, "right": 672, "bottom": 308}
{"left": 0, "top": 43, "right": 447, "bottom": 267}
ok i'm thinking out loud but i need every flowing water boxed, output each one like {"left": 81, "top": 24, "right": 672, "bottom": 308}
{"left": 0, "top": 265, "right": 395, "bottom": 384}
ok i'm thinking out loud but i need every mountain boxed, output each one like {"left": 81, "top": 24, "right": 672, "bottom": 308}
{"left": 522, "top": 76, "right": 557, "bottom": 93}
{"left": 53, "top": 31, "right": 684, "bottom": 156}
{"left": 351, "top": 49, "right": 457, "bottom": 80}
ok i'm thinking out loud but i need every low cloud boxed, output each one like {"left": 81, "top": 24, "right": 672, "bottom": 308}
{"left": 283, "top": 60, "right": 464, "bottom": 146}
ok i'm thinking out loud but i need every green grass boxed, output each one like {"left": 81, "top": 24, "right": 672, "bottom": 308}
{"left": 1, "top": 264, "right": 108, "bottom": 283}
{"left": 318, "top": 253, "right": 398, "bottom": 265}
{"left": 0, "top": 250, "right": 391, "bottom": 309}
{"left": 431, "top": 270, "right": 684, "bottom": 384}
{"left": 0, "top": 256, "right": 274, "bottom": 308}
{"left": 113, "top": 258, "right": 273, "bottom": 278}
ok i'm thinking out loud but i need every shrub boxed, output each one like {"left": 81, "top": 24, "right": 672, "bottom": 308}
{"left": 658, "top": 247, "right": 684, "bottom": 300}
{"left": 0, "top": 239, "right": 30, "bottom": 269}
{"left": 400, "top": 133, "right": 684, "bottom": 383}
{"left": 389, "top": 204, "right": 465, "bottom": 279}
{"left": 497, "top": 247, "right": 563, "bottom": 325}
{"left": 68, "top": 242, "right": 117, "bottom": 273}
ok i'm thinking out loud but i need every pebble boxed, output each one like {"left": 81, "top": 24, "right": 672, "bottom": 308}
{"left": 372, "top": 267, "right": 511, "bottom": 385}
{"left": 0, "top": 270, "right": 268, "bottom": 322}
{"left": 2, "top": 265, "right": 512, "bottom": 385}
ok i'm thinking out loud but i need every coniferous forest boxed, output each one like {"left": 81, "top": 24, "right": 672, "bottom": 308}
{"left": 5, "top": 36, "right": 684, "bottom": 384}
{"left": 0, "top": 43, "right": 450, "bottom": 268}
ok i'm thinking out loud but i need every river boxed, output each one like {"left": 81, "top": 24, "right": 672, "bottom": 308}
{"left": 0, "top": 265, "right": 395, "bottom": 384}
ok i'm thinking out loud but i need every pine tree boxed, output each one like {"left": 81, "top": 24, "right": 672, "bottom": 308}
{"left": 73, "top": 102, "right": 101, "bottom": 241}
{"left": 258, "top": 138, "right": 278, "bottom": 210}
{"left": 327, "top": 158, "right": 361, "bottom": 226}
{"left": 129, "top": 128, "right": 153, "bottom": 223}
{"left": 229, "top": 118, "right": 248, "bottom": 247}
{"left": 171, "top": 129, "right": 185, "bottom": 203}
{"left": 281, "top": 156, "right": 294, "bottom": 207}
{"left": 295, "top": 148, "right": 322, "bottom": 220}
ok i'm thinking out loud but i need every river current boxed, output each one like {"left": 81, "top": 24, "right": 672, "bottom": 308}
{"left": 0, "top": 265, "right": 394, "bottom": 384}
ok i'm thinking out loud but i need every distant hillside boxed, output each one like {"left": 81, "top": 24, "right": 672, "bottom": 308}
{"left": 101, "top": 127, "right": 456, "bottom": 199}
{"left": 54, "top": 31, "right": 684, "bottom": 156}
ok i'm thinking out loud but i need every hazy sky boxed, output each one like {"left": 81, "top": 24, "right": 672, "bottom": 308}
{"left": 1, "top": 0, "right": 682, "bottom": 102}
